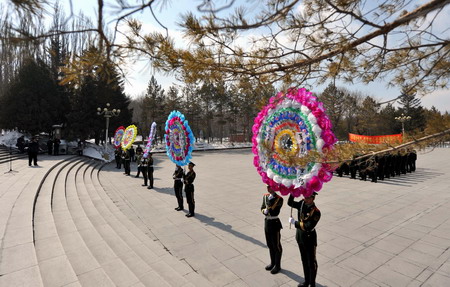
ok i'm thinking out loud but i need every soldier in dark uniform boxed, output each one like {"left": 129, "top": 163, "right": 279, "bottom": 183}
{"left": 129, "top": 146, "right": 135, "bottom": 162}
{"left": 135, "top": 149, "right": 143, "bottom": 177}
{"left": 146, "top": 153, "right": 154, "bottom": 189}
{"left": 400, "top": 150, "right": 408, "bottom": 174}
{"left": 367, "top": 156, "right": 377, "bottom": 183}
{"left": 288, "top": 192, "right": 321, "bottom": 287}
{"left": 408, "top": 149, "right": 417, "bottom": 172}
{"left": 261, "top": 185, "right": 283, "bottom": 274}
{"left": 394, "top": 151, "right": 401, "bottom": 176}
{"left": 115, "top": 148, "right": 122, "bottom": 169}
{"left": 358, "top": 158, "right": 367, "bottom": 181}
{"left": 53, "top": 138, "right": 61, "bottom": 156}
{"left": 47, "top": 138, "right": 53, "bottom": 155}
{"left": 16, "top": 136, "right": 25, "bottom": 153}
{"left": 28, "top": 137, "right": 40, "bottom": 166}
{"left": 377, "top": 154, "right": 385, "bottom": 181}
{"left": 141, "top": 156, "right": 149, "bottom": 186}
{"left": 123, "top": 149, "right": 131, "bottom": 175}
{"left": 135, "top": 144, "right": 143, "bottom": 154}
{"left": 184, "top": 162, "right": 196, "bottom": 217}
{"left": 173, "top": 165, "right": 184, "bottom": 211}
{"left": 384, "top": 153, "right": 391, "bottom": 179}
{"left": 349, "top": 157, "right": 357, "bottom": 179}
{"left": 335, "top": 163, "right": 343, "bottom": 177}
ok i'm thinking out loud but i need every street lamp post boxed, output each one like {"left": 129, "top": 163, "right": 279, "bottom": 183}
{"left": 395, "top": 113, "right": 411, "bottom": 141}
{"left": 97, "top": 103, "right": 120, "bottom": 145}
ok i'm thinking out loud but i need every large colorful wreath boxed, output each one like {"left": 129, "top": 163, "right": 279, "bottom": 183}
{"left": 165, "top": 111, "right": 195, "bottom": 166}
{"left": 143, "top": 122, "right": 157, "bottom": 159}
{"left": 252, "top": 88, "right": 337, "bottom": 197}
{"left": 113, "top": 126, "right": 125, "bottom": 148}
{"left": 121, "top": 125, "right": 138, "bottom": 150}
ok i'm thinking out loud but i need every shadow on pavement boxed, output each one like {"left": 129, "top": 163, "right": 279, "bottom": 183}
{"left": 193, "top": 213, "right": 267, "bottom": 248}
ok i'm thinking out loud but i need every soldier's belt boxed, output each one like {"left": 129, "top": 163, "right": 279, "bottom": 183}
{"left": 265, "top": 215, "right": 279, "bottom": 220}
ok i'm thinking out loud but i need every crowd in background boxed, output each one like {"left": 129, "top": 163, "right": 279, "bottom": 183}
{"left": 335, "top": 150, "right": 417, "bottom": 182}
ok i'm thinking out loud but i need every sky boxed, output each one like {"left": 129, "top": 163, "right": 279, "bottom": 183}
{"left": 1, "top": 0, "right": 449, "bottom": 112}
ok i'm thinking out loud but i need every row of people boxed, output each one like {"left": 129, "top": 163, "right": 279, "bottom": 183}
{"left": 114, "top": 147, "right": 197, "bottom": 217}
{"left": 46, "top": 138, "right": 61, "bottom": 155}
{"left": 335, "top": 150, "right": 417, "bottom": 182}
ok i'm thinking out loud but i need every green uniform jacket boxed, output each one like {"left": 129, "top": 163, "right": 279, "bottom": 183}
{"left": 288, "top": 195, "right": 320, "bottom": 245}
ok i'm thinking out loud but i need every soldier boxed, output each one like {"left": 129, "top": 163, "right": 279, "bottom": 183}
{"left": 173, "top": 165, "right": 184, "bottom": 211}
{"left": 16, "top": 135, "right": 25, "bottom": 153}
{"left": 135, "top": 144, "right": 143, "bottom": 154}
{"left": 47, "top": 138, "right": 53, "bottom": 155}
{"left": 358, "top": 158, "right": 367, "bottom": 181}
{"left": 377, "top": 154, "right": 385, "bottom": 181}
{"left": 367, "top": 156, "right": 378, "bottom": 183}
{"left": 141, "top": 155, "right": 149, "bottom": 187}
{"left": 114, "top": 148, "right": 122, "bottom": 169}
{"left": 335, "top": 163, "right": 343, "bottom": 177}
{"left": 184, "top": 162, "right": 196, "bottom": 217}
{"left": 28, "top": 137, "right": 40, "bottom": 166}
{"left": 288, "top": 192, "right": 321, "bottom": 287}
{"left": 400, "top": 150, "right": 408, "bottom": 174}
{"left": 53, "top": 138, "right": 61, "bottom": 156}
{"left": 123, "top": 149, "right": 131, "bottom": 175}
{"left": 135, "top": 149, "right": 143, "bottom": 178}
{"left": 349, "top": 157, "right": 357, "bottom": 179}
{"left": 146, "top": 153, "right": 154, "bottom": 189}
{"left": 384, "top": 153, "right": 391, "bottom": 179}
{"left": 129, "top": 145, "right": 135, "bottom": 162}
{"left": 408, "top": 149, "right": 417, "bottom": 172}
{"left": 261, "top": 185, "right": 283, "bottom": 275}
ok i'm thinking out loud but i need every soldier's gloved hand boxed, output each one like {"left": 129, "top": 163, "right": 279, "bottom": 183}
{"left": 263, "top": 209, "right": 269, "bottom": 215}
{"left": 288, "top": 217, "right": 295, "bottom": 225}
{"left": 268, "top": 194, "right": 274, "bottom": 200}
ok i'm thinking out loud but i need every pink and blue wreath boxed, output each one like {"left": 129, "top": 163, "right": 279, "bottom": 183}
{"left": 252, "top": 87, "right": 337, "bottom": 197}
{"left": 113, "top": 126, "right": 125, "bottom": 149}
{"left": 165, "top": 110, "right": 195, "bottom": 166}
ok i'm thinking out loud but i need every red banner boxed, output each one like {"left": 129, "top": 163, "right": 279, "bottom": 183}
{"left": 348, "top": 133, "right": 402, "bottom": 144}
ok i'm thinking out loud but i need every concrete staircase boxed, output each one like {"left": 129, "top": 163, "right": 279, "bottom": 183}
{"left": 0, "top": 156, "right": 213, "bottom": 286}
{"left": 0, "top": 145, "right": 27, "bottom": 166}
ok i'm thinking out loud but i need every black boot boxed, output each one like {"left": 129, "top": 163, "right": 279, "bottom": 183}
{"left": 270, "top": 251, "right": 282, "bottom": 274}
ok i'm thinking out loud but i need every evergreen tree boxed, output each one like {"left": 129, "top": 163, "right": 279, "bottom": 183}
{"left": 141, "top": 76, "right": 166, "bottom": 143}
{"left": 398, "top": 90, "right": 426, "bottom": 133}
{"left": 355, "top": 96, "right": 380, "bottom": 135}
{"left": 378, "top": 103, "right": 398, "bottom": 135}
{"left": 65, "top": 47, "right": 132, "bottom": 142}
{"left": 318, "top": 83, "right": 348, "bottom": 139}
{"left": 0, "top": 58, "right": 65, "bottom": 135}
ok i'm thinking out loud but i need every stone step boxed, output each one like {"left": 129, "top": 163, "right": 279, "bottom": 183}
{"left": 55, "top": 159, "right": 115, "bottom": 286}
{"left": 86, "top": 162, "right": 179, "bottom": 286}
{"left": 80, "top": 163, "right": 178, "bottom": 286}
{"left": 0, "top": 157, "right": 69, "bottom": 286}
{"left": 68, "top": 160, "right": 138, "bottom": 286}
{"left": 96, "top": 164, "right": 213, "bottom": 286}
{"left": 1, "top": 159, "right": 34, "bottom": 198}
{"left": 33, "top": 158, "right": 81, "bottom": 287}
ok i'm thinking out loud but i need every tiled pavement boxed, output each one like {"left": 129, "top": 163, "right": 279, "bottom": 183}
{"left": 0, "top": 148, "right": 449, "bottom": 286}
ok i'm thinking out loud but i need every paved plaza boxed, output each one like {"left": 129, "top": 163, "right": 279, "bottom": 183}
{"left": 1, "top": 147, "right": 450, "bottom": 286}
